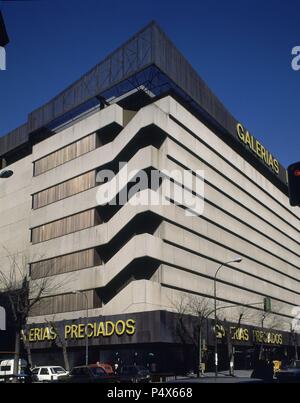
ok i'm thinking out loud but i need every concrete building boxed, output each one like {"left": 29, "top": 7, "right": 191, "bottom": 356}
{"left": 0, "top": 22, "right": 300, "bottom": 373}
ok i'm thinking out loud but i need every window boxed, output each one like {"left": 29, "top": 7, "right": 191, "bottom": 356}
{"left": 34, "top": 133, "right": 97, "bottom": 176}
{"left": 0, "top": 366, "right": 11, "bottom": 372}
{"left": 90, "top": 367, "right": 106, "bottom": 377}
{"left": 29, "top": 289, "right": 102, "bottom": 316}
{"left": 51, "top": 367, "right": 66, "bottom": 374}
{"left": 30, "top": 249, "right": 101, "bottom": 280}
{"left": 32, "top": 171, "right": 96, "bottom": 209}
{"left": 71, "top": 368, "right": 85, "bottom": 376}
{"left": 40, "top": 368, "right": 49, "bottom": 375}
{"left": 31, "top": 209, "right": 102, "bottom": 244}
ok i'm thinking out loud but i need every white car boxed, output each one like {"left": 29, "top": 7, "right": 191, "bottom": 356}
{"left": 32, "top": 366, "right": 69, "bottom": 382}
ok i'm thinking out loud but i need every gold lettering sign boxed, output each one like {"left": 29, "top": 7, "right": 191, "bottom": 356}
{"left": 24, "top": 319, "right": 136, "bottom": 342}
{"left": 230, "top": 327, "right": 249, "bottom": 342}
{"left": 253, "top": 330, "right": 283, "bottom": 345}
{"left": 212, "top": 325, "right": 283, "bottom": 346}
{"left": 236, "top": 123, "right": 280, "bottom": 175}
{"left": 214, "top": 324, "right": 226, "bottom": 339}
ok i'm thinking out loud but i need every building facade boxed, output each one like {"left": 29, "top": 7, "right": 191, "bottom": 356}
{"left": 0, "top": 22, "right": 300, "bottom": 373}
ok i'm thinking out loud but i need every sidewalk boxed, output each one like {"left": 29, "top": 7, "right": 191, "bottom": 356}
{"left": 169, "top": 370, "right": 259, "bottom": 383}
{"left": 176, "top": 369, "right": 252, "bottom": 378}
{"left": 202, "top": 370, "right": 253, "bottom": 378}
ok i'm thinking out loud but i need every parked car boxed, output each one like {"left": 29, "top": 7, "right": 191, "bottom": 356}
{"left": 0, "top": 359, "right": 29, "bottom": 383}
{"left": 276, "top": 361, "right": 300, "bottom": 383}
{"left": 96, "top": 362, "right": 115, "bottom": 375}
{"left": 118, "top": 365, "right": 151, "bottom": 383}
{"left": 58, "top": 365, "right": 118, "bottom": 383}
{"left": 32, "top": 366, "right": 69, "bottom": 382}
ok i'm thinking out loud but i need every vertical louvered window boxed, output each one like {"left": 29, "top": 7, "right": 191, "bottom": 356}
{"left": 34, "top": 133, "right": 97, "bottom": 176}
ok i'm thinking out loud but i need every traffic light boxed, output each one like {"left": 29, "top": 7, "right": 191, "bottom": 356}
{"left": 288, "top": 162, "right": 300, "bottom": 207}
{"left": 263, "top": 297, "right": 271, "bottom": 313}
{"left": 0, "top": 11, "right": 9, "bottom": 47}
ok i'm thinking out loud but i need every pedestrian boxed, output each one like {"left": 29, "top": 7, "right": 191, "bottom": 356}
{"left": 114, "top": 362, "right": 119, "bottom": 375}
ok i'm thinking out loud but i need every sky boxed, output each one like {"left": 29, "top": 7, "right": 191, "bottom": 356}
{"left": 0, "top": 0, "right": 299, "bottom": 168}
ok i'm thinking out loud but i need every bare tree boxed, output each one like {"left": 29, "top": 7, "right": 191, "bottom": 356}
{"left": 0, "top": 250, "right": 63, "bottom": 380}
{"left": 172, "top": 295, "right": 213, "bottom": 377}
{"left": 218, "top": 304, "right": 255, "bottom": 376}
{"left": 287, "top": 322, "right": 299, "bottom": 363}
{"left": 45, "top": 318, "right": 70, "bottom": 371}
{"left": 22, "top": 325, "right": 34, "bottom": 368}
{"left": 254, "top": 302, "right": 283, "bottom": 360}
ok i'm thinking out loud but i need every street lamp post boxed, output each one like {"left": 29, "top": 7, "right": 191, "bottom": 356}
{"left": 73, "top": 291, "right": 89, "bottom": 366}
{"left": 214, "top": 258, "right": 242, "bottom": 378}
